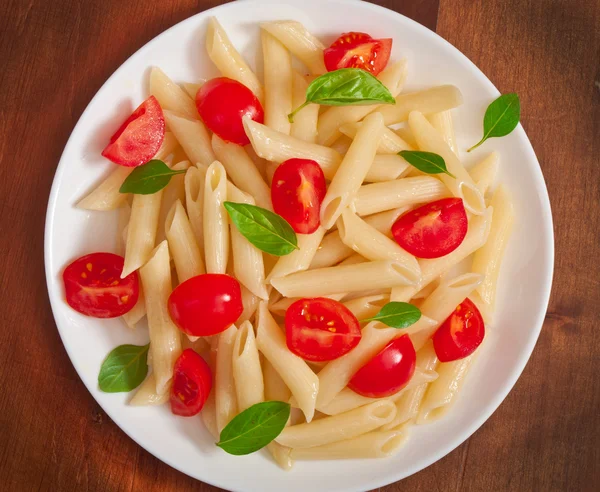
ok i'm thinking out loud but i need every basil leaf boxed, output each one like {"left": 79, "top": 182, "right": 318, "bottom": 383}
{"left": 217, "top": 401, "right": 291, "bottom": 455}
{"left": 468, "top": 93, "right": 520, "bottom": 152}
{"left": 288, "top": 68, "right": 395, "bottom": 122}
{"left": 224, "top": 202, "right": 298, "bottom": 256}
{"left": 362, "top": 302, "right": 422, "bottom": 329}
{"left": 399, "top": 150, "right": 456, "bottom": 178}
{"left": 119, "top": 160, "right": 186, "bottom": 195}
{"left": 98, "top": 344, "right": 149, "bottom": 393}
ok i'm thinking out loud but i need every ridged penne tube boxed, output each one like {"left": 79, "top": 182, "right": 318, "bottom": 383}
{"left": 419, "top": 273, "right": 484, "bottom": 323}
{"left": 165, "top": 199, "right": 205, "bottom": 282}
{"left": 239, "top": 285, "right": 259, "bottom": 324}
{"left": 290, "top": 430, "right": 407, "bottom": 459}
{"left": 262, "top": 29, "right": 292, "bottom": 134}
{"left": 184, "top": 165, "right": 207, "bottom": 258}
{"left": 317, "top": 60, "right": 408, "bottom": 146}
{"left": 339, "top": 122, "right": 413, "bottom": 154}
{"left": 263, "top": 357, "right": 292, "bottom": 402}
{"left": 215, "top": 325, "right": 238, "bottom": 432}
{"left": 139, "top": 241, "right": 182, "bottom": 395}
{"left": 201, "top": 389, "right": 219, "bottom": 440}
{"left": 428, "top": 110, "right": 458, "bottom": 156}
{"left": 330, "top": 135, "right": 353, "bottom": 155}
{"left": 129, "top": 373, "right": 169, "bottom": 406}
{"left": 290, "top": 71, "right": 319, "bottom": 143}
{"left": 206, "top": 17, "right": 263, "bottom": 101}
{"left": 164, "top": 111, "right": 215, "bottom": 167}
{"left": 212, "top": 134, "right": 272, "bottom": 211}
{"left": 266, "top": 442, "right": 294, "bottom": 470}
{"left": 122, "top": 282, "right": 146, "bottom": 328}
{"left": 337, "top": 209, "right": 421, "bottom": 284}
{"left": 366, "top": 155, "right": 412, "bottom": 182}
{"left": 409, "top": 111, "right": 485, "bottom": 215}
{"left": 182, "top": 82, "right": 203, "bottom": 99}
{"left": 156, "top": 160, "right": 190, "bottom": 244}
{"left": 149, "top": 67, "right": 198, "bottom": 119}
{"left": 268, "top": 296, "right": 297, "bottom": 317}
{"left": 267, "top": 227, "right": 326, "bottom": 281}
{"left": 256, "top": 303, "right": 318, "bottom": 422}
{"left": 116, "top": 203, "right": 131, "bottom": 256}
{"left": 470, "top": 152, "right": 500, "bottom": 196}
{"left": 232, "top": 321, "right": 264, "bottom": 410}
{"left": 203, "top": 162, "right": 229, "bottom": 274}
{"left": 261, "top": 21, "right": 326, "bottom": 75}
{"left": 275, "top": 400, "right": 396, "bottom": 448}
{"left": 374, "top": 85, "right": 464, "bottom": 125}
{"left": 342, "top": 294, "right": 389, "bottom": 320}
{"left": 320, "top": 113, "right": 384, "bottom": 228}
{"left": 394, "top": 126, "right": 418, "bottom": 148}
{"left": 353, "top": 176, "right": 449, "bottom": 217}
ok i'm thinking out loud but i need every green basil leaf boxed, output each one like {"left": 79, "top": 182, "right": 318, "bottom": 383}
{"left": 119, "top": 160, "right": 186, "bottom": 195}
{"left": 399, "top": 150, "right": 456, "bottom": 178}
{"left": 468, "top": 93, "right": 520, "bottom": 152}
{"left": 98, "top": 344, "right": 149, "bottom": 393}
{"left": 362, "top": 302, "right": 422, "bottom": 329}
{"left": 217, "top": 401, "right": 291, "bottom": 455}
{"left": 224, "top": 202, "right": 298, "bottom": 256}
{"left": 288, "top": 68, "right": 395, "bottom": 122}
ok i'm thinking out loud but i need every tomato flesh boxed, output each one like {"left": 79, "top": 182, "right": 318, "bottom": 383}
{"left": 285, "top": 298, "right": 361, "bottom": 362}
{"left": 63, "top": 252, "right": 139, "bottom": 318}
{"left": 195, "top": 77, "right": 264, "bottom": 146}
{"left": 324, "top": 32, "right": 393, "bottom": 76}
{"left": 170, "top": 349, "right": 213, "bottom": 416}
{"left": 348, "top": 334, "right": 416, "bottom": 398}
{"left": 392, "top": 198, "right": 468, "bottom": 259}
{"left": 271, "top": 159, "right": 327, "bottom": 234}
{"left": 168, "top": 274, "right": 243, "bottom": 337}
{"left": 433, "top": 298, "right": 485, "bottom": 362}
{"left": 101, "top": 95, "right": 165, "bottom": 167}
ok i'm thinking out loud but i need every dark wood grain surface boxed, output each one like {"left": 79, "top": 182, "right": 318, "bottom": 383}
{"left": 0, "top": 0, "right": 598, "bottom": 490}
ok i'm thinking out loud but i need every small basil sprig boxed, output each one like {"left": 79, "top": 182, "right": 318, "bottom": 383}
{"left": 224, "top": 202, "right": 298, "bottom": 256}
{"left": 119, "top": 160, "right": 186, "bottom": 195}
{"left": 399, "top": 150, "right": 455, "bottom": 178}
{"left": 362, "top": 302, "right": 422, "bottom": 329}
{"left": 288, "top": 68, "right": 395, "bottom": 123}
{"left": 468, "top": 93, "right": 520, "bottom": 152}
{"left": 98, "top": 344, "right": 149, "bottom": 392}
{"left": 216, "top": 401, "right": 291, "bottom": 455}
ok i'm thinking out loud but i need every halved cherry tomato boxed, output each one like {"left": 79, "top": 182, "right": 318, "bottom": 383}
{"left": 348, "top": 334, "right": 416, "bottom": 398}
{"left": 271, "top": 159, "right": 327, "bottom": 234}
{"left": 324, "top": 32, "right": 393, "bottom": 76}
{"left": 195, "top": 77, "right": 264, "bottom": 146}
{"left": 168, "top": 274, "right": 243, "bottom": 337}
{"left": 63, "top": 252, "right": 139, "bottom": 318}
{"left": 392, "top": 198, "right": 468, "bottom": 259}
{"left": 433, "top": 298, "right": 485, "bottom": 362}
{"left": 170, "top": 349, "right": 213, "bottom": 417}
{"left": 285, "top": 298, "right": 361, "bottom": 362}
{"left": 101, "top": 96, "right": 165, "bottom": 167}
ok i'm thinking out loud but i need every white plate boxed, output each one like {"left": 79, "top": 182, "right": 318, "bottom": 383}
{"left": 44, "top": 1, "right": 554, "bottom": 490}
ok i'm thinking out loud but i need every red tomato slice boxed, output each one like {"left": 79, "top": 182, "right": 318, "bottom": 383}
{"left": 285, "top": 298, "right": 362, "bottom": 362}
{"left": 170, "top": 349, "right": 213, "bottom": 417}
{"left": 324, "top": 32, "right": 393, "bottom": 76}
{"left": 348, "top": 334, "right": 416, "bottom": 398}
{"left": 168, "top": 274, "right": 243, "bottom": 337}
{"left": 195, "top": 77, "right": 264, "bottom": 146}
{"left": 101, "top": 96, "right": 165, "bottom": 167}
{"left": 392, "top": 198, "right": 468, "bottom": 259}
{"left": 271, "top": 159, "right": 327, "bottom": 234}
{"left": 63, "top": 252, "right": 139, "bottom": 318}
{"left": 433, "top": 298, "right": 485, "bottom": 362}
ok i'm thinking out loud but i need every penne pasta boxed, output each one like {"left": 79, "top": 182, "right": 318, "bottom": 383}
{"left": 203, "top": 162, "right": 229, "bottom": 274}
{"left": 184, "top": 165, "right": 207, "bottom": 258}
{"left": 150, "top": 67, "right": 198, "bottom": 119}
{"left": 339, "top": 121, "right": 413, "bottom": 154}
{"left": 239, "top": 285, "right": 260, "bottom": 324}
{"left": 290, "top": 71, "right": 319, "bottom": 143}
{"left": 163, "top": 110, "right": 215, "bottom": 167}
{"left": 232, "top": 321, "right": 264, "bottom": 410}
{"left": 215, "top": 325, "right": 239, "bottom": 432}
{"left": 116, "top": 202, "right": 131, "bottom": 256}
{"left": 365, "top": 154, "right": 412, "bottom": 182}
{"left": 428, "top": 110, "right": 458, "bottom": 156}
{"left": 156, "top": 160, "right": 190, "bottom": 244}
{"left": 201, "top": 389, "right": 219, "bottom": 440}
{"left": 129, "top": 372, "right": 169, "bottom": 406}
{"left": 470, "top": 152, "right": 500, "bottom": 196}
{"left": 182, "top": 82, "right": 203, "bottom": 99}
{"left": 393, "top": 125, "right": 418, "bottom": 149}
{"left": 342, "top": 293, "right": 389, "bottom": 320}
{"left": 263, "top": 356, "right": 292, "bottom": 403}
{"left": 122, "top": 283, "right": 146, "bottom": 329}
{"left": 267, "top": 227, "right": 326, "bottom": 281}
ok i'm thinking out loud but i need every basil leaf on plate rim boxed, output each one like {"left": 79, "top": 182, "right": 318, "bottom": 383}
{"left": 468, "top": 93, "right": 520, "bottom": 152}
{"left": 98, "top": 343, "right": 149, "bottom": 393}
{"left": 362, "top": 302, "right": 422, "bottom": 329}
{"left": 119, "top": 159, "right": 187, "bottom": 195}
{"left": 399, "top": 150, "right": 456, "bottom": 178}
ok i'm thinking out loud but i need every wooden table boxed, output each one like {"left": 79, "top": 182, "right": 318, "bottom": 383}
{"left": 1, "top": 0, "right": 598, "bottom": 490}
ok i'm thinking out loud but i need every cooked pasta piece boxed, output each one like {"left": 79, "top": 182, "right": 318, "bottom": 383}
{"left": 122, "top": 282, "right": 146, "bottom": 329}
{"left": 469, "top": 152, "right": 499, "bottom": 196}
{"left": 203, "top": 162, "right": 229, "bottom": 274}
{"left": 394, "top": 126, "right": 418, "bottom": 148}
{"left": 201, "top": 387, "right": 219, "bottom": 440}
{"left": 342, "top": 293, "right": 389, "bottom": 320}
{"left": 239, "top": 285, "right": 260, "bottom": 324}
{"left": 182, "top": 81, "right": 203, "bottom": 99}
{"left": 184, "top": 165, "right": 207, "bottom": 256}
{"left": 215, "top": 325, "right": 238, "bottom": 432}
{"left": 262, "top": 29, "right": 293, "bottom": 134}
{"left": 290, "top": 71, "right": 319, "bottom": 143}
{"left": 116, "top": 202, "right": 131, "bottom": 256}
{"left": 156, "top": 160, "right": 190, "bottom": 243}
{"left": 263, "top": 357, "right": 292, "bottom": 402}
{"left": 149, "top": 67, "right": 198, "bottom": 119}
{"left": 267, "top": 227, "right": 326, "bottom": 281}
{"left": 428, "top": 110, "right": 458, "bottom": 156}
{"left": 129, "top": 372, "right": 169, "bottom": 406}
{"left": 232, "top": 321, "right": 264, "bottom": 410}
{"left": 365, "top": 155, "right": 412, "bottom": 182}
{"left": 339, "top": 122, "right": 413, "bottom": 154}
{"left": 163, "top": 110, "right": 215, "bottom": 167}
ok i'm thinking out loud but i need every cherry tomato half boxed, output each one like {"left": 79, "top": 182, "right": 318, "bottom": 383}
{"left": 170, "top": 349, "right": 213, "bottom": 417}
{"left": 271, "top": 159, "right": 327, "bottom": 234}
{"left": 433, "top": 298, "right": 485, "bottom": 362}
{"left": 348, "top": 334, "right": 416, "bottom": 398}
{"left": 195, "top": 77, "right": 264, "bottom": 146}
{"left": 63, "top": 252, "right": 139, "bottom": 318}
{"left": 392, "top": 198, "right": 468, "bottom": 259}
{"left": 101, "top": 96, "right": 165, "bottom": 167}
{"left": 168, "top": 274, "right": 243, "bottom": 337}
{"left": 324, "top": 32, "right": 393, "bottom": 76}
{"left": 285, "top": 298, "right": 361, "bottom": 362}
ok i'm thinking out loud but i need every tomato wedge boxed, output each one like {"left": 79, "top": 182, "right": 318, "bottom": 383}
{"left": 168, "top": 274, "right": 243, "bottom": 337}
{"left": 195, "top": 77, "right": 264, "bottom": 146}
{"left": 63, "top": 252, "right": 139, "bottom": 318}
{"left": 271, "top": 159, "right": 327, "bottom": 234}
{"left": 285, "top": 298, "right": 361, "bottom": 362}
{"left": 101, "top": 96, "right": 165, "bottom": 167}
{"left": 324, "top": 32, "right": 393, "bottom": 76}
{"left": 170, "top": 349, "right": 213, "bottom": 417}
{"left": 348, "top": 334, "right": 416, "bottom": 398}
{"left": 392, "top": 198, "right": 468, "bottom": 259}
{"left": 433, "top": 298, "right": 485, "bottom": 362}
